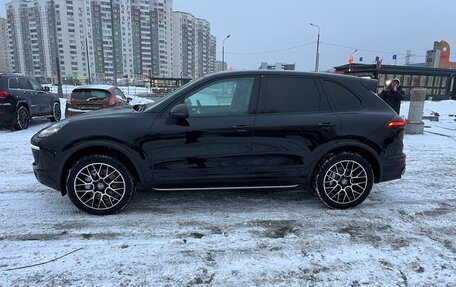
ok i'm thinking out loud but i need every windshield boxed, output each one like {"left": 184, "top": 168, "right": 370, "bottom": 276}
{"left": 71, "top": 89, "right": 111, "bottom": 100}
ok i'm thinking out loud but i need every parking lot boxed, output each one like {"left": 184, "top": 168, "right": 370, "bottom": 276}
{"left": 1, "top": 101, "right": 456, "bottom": 286}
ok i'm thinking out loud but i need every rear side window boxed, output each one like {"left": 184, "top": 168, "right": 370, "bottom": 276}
{"left": 8, "top": 78, "right": 19, "bottom": 89}
{"left": 263, "top": 76, "right": 320, "bottom": 113}
{"left": 325, "top": 81, "right": 362, "bottom": 110}
{"left": 18, "top": 78, "right": 32, "bottom": 90}
{"left": 71, "top": 89, "right": 111, "bottom": 100}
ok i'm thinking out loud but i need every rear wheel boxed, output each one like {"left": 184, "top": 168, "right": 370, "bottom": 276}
{"left": 66, "top": 155, "right": 135, "bottom": 215}
{"left": 12, "top": 106, "right": 30, "bottom": 130}
{"left": 313, "top": 152, "right": 374, "bottom": 209}
{"left": 50, "top": 102, "right": 61, "bottom": 122}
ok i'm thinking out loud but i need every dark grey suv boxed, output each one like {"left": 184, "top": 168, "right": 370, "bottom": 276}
{"left": 0, "top": 74, "right": 61, "bottom": 130}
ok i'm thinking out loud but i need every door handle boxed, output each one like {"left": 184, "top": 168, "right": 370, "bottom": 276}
{"left": 232, "top": 125, "right": 250, "bottom": 132}
{"left": 318, "top": 122, "right": 336, "bottom": 128}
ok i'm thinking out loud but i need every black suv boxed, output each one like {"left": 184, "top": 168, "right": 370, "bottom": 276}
{"left": 31, "top": 71, "right": 406, "bottom": 215}
{"left": 0, "top": 74, "right": 61, "bottom": 130}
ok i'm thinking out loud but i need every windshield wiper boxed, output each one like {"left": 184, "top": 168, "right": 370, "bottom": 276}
{"left": 86, "top": 97, "right": 101, "bottom": 102}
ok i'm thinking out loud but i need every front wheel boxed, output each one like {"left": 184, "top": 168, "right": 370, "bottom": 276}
{"left": 313, "top": 152, "right": 374, "bottom": 209}
{"left": 50, "top": 102, "right": 61, "bottom": 122}
{"left": 66, "top": 155, "right": 135, "bottom": 215}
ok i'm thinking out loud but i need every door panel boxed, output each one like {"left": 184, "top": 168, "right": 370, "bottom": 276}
{"left": 150, "top": 116, "right": 255, "bottom": 188}
{"left": 149, "top": 76, "right": 259, "bottom": 189}
{"left": 251, "top": 112, "right": 340, "bottom": 186}
{"left": 251, "top": 75, "right": 339, "bottom": 186}
{"left": 29, "top": 79, "right": 50, "bottom": 114}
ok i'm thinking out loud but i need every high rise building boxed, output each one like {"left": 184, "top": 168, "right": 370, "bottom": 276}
{"left": 172, "top": 11, "right": 215, "bottom": 79}
{"left": 6, "top": 0, "right": 215, "bottom": 82}
{"left": 0, "top": 18, "right": 11, "bottom": 73}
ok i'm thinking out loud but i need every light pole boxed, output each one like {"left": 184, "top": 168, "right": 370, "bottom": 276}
{"left": 349, "top": 49, "right": 358, "bottom": 72}
{"left": 222, "top": 35, "right": 231, "bottom": 71}
{"left": 85, "top": 35, "right": 91, "bottom": 84}
{"left": 310, "top": 23, "right": 320, "bottom": 72}
{"left": 110, "top": 0, "right": 117, "bottom": 86}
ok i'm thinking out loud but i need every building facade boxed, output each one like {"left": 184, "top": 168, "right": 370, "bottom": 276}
{"left": 426, "top": 40, "right": 456, "bottom": 70}
{"left": 334, "top": 63, "right": 456, "bottom": 99}
{"left": 259, "top": 62, "right": 295, "bottom": 71}
{"left": 172, "top": 11, "right": 215, "bottom": 79}
{"left": 0, "top": 18, "right": 11, "bottom": 73}
{"left": 6, "top": 0, "right": 215, "bottom": 82}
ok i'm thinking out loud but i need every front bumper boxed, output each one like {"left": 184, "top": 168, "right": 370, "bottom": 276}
{"left": 31, "top": 144, "right": 61, "bottom": 192}
{"left": 381, "top": 153, "right": 406, "bottom": 182}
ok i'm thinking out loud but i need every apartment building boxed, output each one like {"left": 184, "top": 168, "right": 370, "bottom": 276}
{"left": 0, "top": 18, "right": 11, "bottom": 73}
{"left": 6, "top": 0, "right": 215, "bottom": 81}
{"left": 172, "top": 11, "right": 215, "bottom": 79}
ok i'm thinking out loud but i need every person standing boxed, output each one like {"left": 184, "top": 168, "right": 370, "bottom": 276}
{"left": 378, "top": 78, "right": 404, "bottom": 114}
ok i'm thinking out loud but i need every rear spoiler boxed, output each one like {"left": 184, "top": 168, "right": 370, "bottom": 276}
{"left": 361, "top": 78, "right": 378, "bottom": 93}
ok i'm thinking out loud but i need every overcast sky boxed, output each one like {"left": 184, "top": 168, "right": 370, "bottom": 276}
{"left": 1, "top": 0, "right": 455, "bottom": 71}
{"left": 174, "top": 0, "right": 456, "bottom": 71}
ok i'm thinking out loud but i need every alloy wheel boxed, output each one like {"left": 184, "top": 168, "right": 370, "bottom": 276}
{"left": 74, "top": 163, "right": 126, "bottom": 210}
{"left": 53, "top": 102, "right": 61, "bottom": 120}
{"left": 17, "top": 107, "right": 29, "bottom": 129}
{"left": 323, "top": 160, "right": 368, "bottom": 204}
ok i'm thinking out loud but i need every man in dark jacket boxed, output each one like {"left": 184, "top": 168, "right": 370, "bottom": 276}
{"left": 379, "top": 78, "right": 404, "bottom": 114}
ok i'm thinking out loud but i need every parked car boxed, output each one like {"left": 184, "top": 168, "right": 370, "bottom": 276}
{"left": 0, "top": 74, "right": 61, "bottom": 130}
{"left": 65, "top": 85, "right": 132, "bottom": 117}
{"left": 31, "top": 71, "right": 406, "bottom": 215}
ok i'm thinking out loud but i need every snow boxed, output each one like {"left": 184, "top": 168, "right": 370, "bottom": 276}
{"left": 1, "top": 100, "right": 455, "bottom": 286}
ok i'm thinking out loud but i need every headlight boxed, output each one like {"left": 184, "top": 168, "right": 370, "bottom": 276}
{"left": 38, "top": 121, "right": 68, "bottom": 138}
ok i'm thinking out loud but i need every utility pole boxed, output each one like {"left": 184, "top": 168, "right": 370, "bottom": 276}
{"left": 222, "top": 35, "right": 231, "bottom": 71}
{"left": 50, "top": 0, "right": 63, "bottom": 98}
{"left": 110, "top": 0, "right": 117, "bottom": 86}
{"left": 310, "top": 23, "right": 320, "bottom": 72}
{"left": 85, "top": 36, "right": 91, "bottom": 84}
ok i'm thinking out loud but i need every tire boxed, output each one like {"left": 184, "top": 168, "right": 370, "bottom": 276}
{"left": 50, "top": 102, "right": 61, "bottom": 122}
{"left": 12, "top": 106, "right": 30, "bottom": 130}
{"left": 313, "top": 152, "right": 374, "bottom": 209}
{"left": 66, "top": 155, "right": 135, "bottom": 215}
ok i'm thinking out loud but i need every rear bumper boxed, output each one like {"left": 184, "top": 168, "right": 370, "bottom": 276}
{"left": 381, "top": 153, "right": 406, "bottom": 182}
{"left": 0, "top": 103, "right": 14, "bottom": 123}
{"left": 65, "top": 107, "right": 94, "bottom": 118}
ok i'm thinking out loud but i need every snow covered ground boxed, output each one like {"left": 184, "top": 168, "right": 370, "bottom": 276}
{"left": 0, "top": 100, "right": 455, "bottom": 286}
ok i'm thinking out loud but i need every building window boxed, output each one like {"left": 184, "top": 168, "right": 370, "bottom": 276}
{"left": 427, "top": 76, "right": 434, "bottom": 87}
{"left": 403, "top": 75, "right": 411, "bottom": 87}
{"left": 412, "top": 75, "right": 420, "bottom": 86}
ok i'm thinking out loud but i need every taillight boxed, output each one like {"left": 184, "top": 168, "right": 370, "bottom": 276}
{"left": 386, "top": 116, "right": 406, "bottom": 128}
{"left": 0, "top": 91, "right": 10, "bottom": 98}
{"left": 108, "top": 94, "right": 117, "bottom": 106}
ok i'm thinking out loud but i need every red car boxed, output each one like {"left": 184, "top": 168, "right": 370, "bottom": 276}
{"left": 65, "top": 85, "right": 132, "bottom": 117}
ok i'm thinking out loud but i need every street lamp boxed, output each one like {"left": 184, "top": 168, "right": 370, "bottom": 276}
{"left": 349, "top": 49, "right": 358, "bottom": 71}
{"left": 310, "top": 23, "right": 320, "bottom": 72}
{"left": 222, "top": 35, "right": 231, "bottom": 71}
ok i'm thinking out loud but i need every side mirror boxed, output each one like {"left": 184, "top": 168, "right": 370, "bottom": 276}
{"left": 169, "top": 104, "right": 189, "bottom": 119}
{"left": 126, "top": 97, "right": 133, "bottom": 103}
{"left": 44, "top": 86, "right": 50, "bottom": 92}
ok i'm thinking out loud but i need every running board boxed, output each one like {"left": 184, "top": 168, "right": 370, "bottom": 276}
{"left": 153, "top": 184, "right": 299, "bottom": 192}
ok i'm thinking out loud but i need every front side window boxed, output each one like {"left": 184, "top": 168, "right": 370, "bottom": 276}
{"left": 183, "top": 77, "right": 254, "bottom": 117}
{"left": 325, "top": 81, "right": 362, "bottom": 110}
{"left": 263, "top": 76, "right": 321, "bottom": 113}
{"left": 29, "top": 79, "right": 43, "bottom": 91}
{"left": 114, "top": 88, "right": 126, "bottom": 100}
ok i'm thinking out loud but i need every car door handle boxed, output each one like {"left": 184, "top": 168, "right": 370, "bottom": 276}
{"left": 232, "top": 125, "right": 251, "bottom": 132}
{"left": 318, "top": 122, "right": 336, "bottom": 128}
